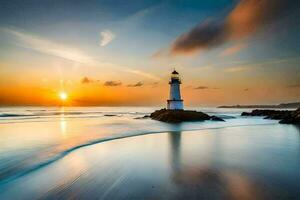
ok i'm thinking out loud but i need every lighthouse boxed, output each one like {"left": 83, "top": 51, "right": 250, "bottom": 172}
{"left": 167, "top": 70, "right": 184, "bottom": 110}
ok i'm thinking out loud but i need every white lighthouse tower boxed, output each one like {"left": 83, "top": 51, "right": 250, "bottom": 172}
{"left": 167, "top": 70, "right": 184, "bottom": 110}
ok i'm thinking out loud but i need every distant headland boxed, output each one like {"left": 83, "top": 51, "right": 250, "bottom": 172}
{"left": 218, "top": 102, "right": 300, "bottom": 109}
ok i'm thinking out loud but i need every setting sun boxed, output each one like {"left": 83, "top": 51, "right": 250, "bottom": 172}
{"left": 59, "top": 91, "right": 68, "bottom": 101}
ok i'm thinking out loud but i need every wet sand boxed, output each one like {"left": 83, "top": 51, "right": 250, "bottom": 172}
{"left": 0, "top": 124, "right": 299, "bottom": 199}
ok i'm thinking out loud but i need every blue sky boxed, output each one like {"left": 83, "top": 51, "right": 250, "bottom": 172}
{"left": 0, "top": 0, "right": 300, "bottom": 106}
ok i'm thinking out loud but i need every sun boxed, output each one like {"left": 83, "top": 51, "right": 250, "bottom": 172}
{"left": 59, "top": 91, "right": 68, "bottom": 101}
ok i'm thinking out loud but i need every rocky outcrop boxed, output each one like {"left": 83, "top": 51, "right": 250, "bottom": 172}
{"left": 279, "top": 108, "right": 300, "bottom": 124}
{"left": 104, "top": 114, "right": 118, "bottom": 117}
{"left": 241, "top": 108, "right": 300, "bottom": 124}
{"left": 210, "top": 116, "right": 225, "bottom": 121}
{"left": 241, "top": 109, "right": 292, "bottom": 120}
{"left": 134, "top": 115, "right": 150, "bottom": 119}
{"left": 150, "top": 109, "right": 222, "bottom": 123}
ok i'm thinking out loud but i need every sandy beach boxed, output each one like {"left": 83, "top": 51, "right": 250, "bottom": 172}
{"left": 1, "top": 122, "right": 299, "bottom": 199}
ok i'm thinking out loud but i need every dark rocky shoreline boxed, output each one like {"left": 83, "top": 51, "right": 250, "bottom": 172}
{"left": 150, "top": 107, "right": 300, "bottom": 124}
{"left": 241, "top": 108, "right": 300, "bottom": 124}
{"left": 150, "top": 109, "right": 224, "bottom": 123}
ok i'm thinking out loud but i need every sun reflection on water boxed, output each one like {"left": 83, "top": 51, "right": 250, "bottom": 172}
{"left": 60, "top": 107, "right": 67, "bottom": 138}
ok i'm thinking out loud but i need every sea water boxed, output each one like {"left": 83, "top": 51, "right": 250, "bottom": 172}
{"left": 0, "top": 106, "right": 299, "bottom": 199}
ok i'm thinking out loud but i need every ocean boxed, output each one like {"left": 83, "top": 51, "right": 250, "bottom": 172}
{"left": 0, "top": 106, "right": 299, "bottom": 199}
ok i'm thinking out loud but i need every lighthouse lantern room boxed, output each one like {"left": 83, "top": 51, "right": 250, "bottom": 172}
{"left": 167, "top": 70, "right": 184, "bottom": 110}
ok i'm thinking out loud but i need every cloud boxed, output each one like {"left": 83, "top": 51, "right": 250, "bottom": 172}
{"left": 103, "top": 81, "right": 122, "bottom": 87}
{"left": 3, "top": 28, "right": 163, "bottom": 82}
{"left": 195, "top": 86, "right": 208, "bottom": 90}
{"left": 81, "top": 77, "right": 94, "bottom": 84}
{"left": 224, "top": 57, "right": 296, "bottom": 72}
{"left": 194, "top": 86, "right": 219, "bottom": 90}
{"left": 151, "top": 49, "right": 166, "bottom": 59}
{"left": 149, "top": 82, "right": 159, "bottom": 88}
{"left": 4, "top": 28, "right": 96, "bottom": 64}
{"left": 100, "top": 30, "right": 115, "bottom": 46}
{"left": 168, "top": 0, "right": 300, "bottom": 55}
{"left": 123, "top": 69, "right": 161, "bottom": 81}
{"left": 127, "top": 82, "right": 143, "bottom": 87}
{"left": 81, "top": 77, "right": 102, "bottom": 84}
{"left": 287, "top": 84, "right": 300, "bottom": 88}
{"left": 244, "top": 88, "right": 250, "bottom": 91}
{"left": 221, "top": 43, "right": 248, "bottom": 56}
{"left": 171, "top": 19, "right": 227, "bottom": 55}
{"left": 225, "top": 66, "right": 250, "bottom": 73}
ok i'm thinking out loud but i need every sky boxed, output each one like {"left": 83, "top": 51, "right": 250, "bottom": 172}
{"left": 0, "top": 0, "right": 300, "bottom": 106}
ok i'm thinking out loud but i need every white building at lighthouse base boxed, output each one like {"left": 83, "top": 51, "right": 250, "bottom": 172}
{"left": 167, "top": 99, "right": 183, "bottom": 110}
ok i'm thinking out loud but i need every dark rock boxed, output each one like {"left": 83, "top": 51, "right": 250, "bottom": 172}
{"left": 150, "top": 109, "right": 211, "bottom": 123}
{"left": 241, "top": 109, "right": 292, "bottom": 120}
{"left": 279, "top": 108, "right": 300, "bottom": 124}
{"left": 134, "top": 115, "right": 150, "bottom": 119}
{"left": 241, "top": 108, "right": 300, "bottom": 124}
{"left": 241, "top": 112, "right": 250, "bottom": 116}
{"left": 215, "top": 115, "right": 235, "bottom": 119}
{"left": 104, "top": 114, "right": 118, "bottom": 117}
{"left": 210, "top": 116, "right": 225, "bottom": 121}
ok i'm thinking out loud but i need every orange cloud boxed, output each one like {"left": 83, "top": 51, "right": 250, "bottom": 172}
{"left": 221, "top": 43, "right": 247, "bottom": 56}
{"left": 194, "top": 86, "right": 219, "bottom": 90}
{"left": 168, "top": 0, "right": 299, "bottom": 55}
{"left": 127, "top": 82, "right": 143, "bottom": 87}
{"left": 81, "top": 77, "right": 94, "bottom": 84}
{"left": 103, "top": 81, "right": 122, "bottom": 87}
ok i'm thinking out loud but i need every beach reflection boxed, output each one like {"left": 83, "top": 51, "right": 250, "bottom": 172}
{"left": 59, "top": 108, "right": 67, "bottom": 138}
{"left": 168, "top": 131, "right": 262, "bottom": 199}
{"left": 1, "top": 123, "right": 300, "bottom": 199}
{"left": 169, "top": 131, "right": 182, "bottom": 182}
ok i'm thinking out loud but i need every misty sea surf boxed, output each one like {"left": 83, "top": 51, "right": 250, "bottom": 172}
{"left": 0, "top": 106, "right": 299, "bottom": 199}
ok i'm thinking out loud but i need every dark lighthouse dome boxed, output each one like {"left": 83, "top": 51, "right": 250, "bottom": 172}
{"left": 170, "top": 69, "right": 181, "bottom": 83}
{"left": 172, "top": 70, "right": 179, "bottom": 75}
